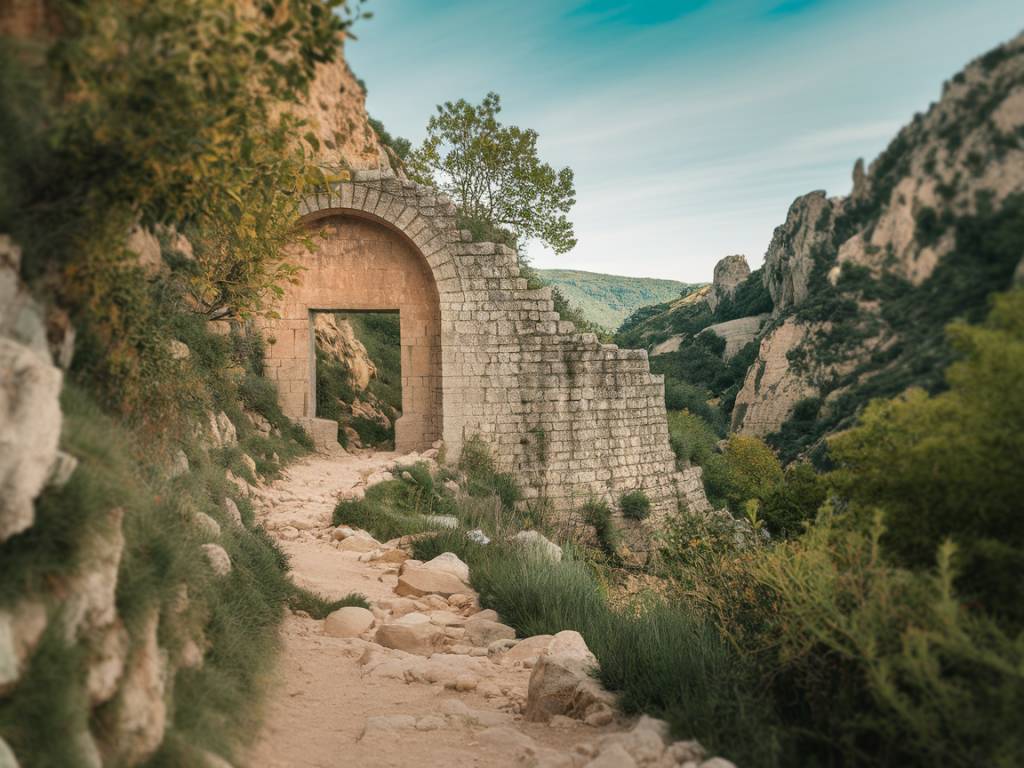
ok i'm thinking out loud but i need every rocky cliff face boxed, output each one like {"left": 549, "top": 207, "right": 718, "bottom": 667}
{"left": 706, "top": 254, "right": 751, "bottom": 313}
{"left": 733, "top": 31, "right": 1024, "bottom": 456}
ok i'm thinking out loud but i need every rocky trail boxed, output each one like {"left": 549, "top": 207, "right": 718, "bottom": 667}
{"left": 245, "top": 449, "right": 718, "bottom": 768}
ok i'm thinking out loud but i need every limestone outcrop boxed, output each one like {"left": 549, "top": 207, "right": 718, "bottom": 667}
{"left": 706, "top": 254, "right": 750, "bottom": 313}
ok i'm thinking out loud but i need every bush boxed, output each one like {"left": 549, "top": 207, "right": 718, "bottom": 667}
{"left": 667, "top": 410, "right": 719, "bottom": 467}
{"left": 760, "top": 463, "right": 827, "bottom": 538}
{"left": 703, "top": 435, "right": 783, "bottom": 516}
{"left": 619, "top": 490, "right": 651, "bottom": 521}
{"left": 582, "top": 499, "right": 620, "bottom": 557}
{"left": 459, "top": 435, "right": 522, "bottom": 512}
{"left": 333, "top": 479, "right": 451, "bottom": 542}
{"left": 828, "top": 288, "right": 1024, "bottom": 628}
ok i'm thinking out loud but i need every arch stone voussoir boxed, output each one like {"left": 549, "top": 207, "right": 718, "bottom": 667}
{"left": 260, "top": 173, "right": 707, "bottom": 543}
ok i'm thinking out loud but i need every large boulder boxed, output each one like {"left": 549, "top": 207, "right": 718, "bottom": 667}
{"left": 463, "top": 618, "right": 516, "bottom": 648}
{"left": 395, "top": 565, "right": 469, "bottom": 598}
{"left": 421, "top": 552, "right": 470, "bottom": 583}
{"left": 375, "top": 612, "right": 445, "bottom": 656}
{"left": 324, "top": 607, "right": 374, "bottom": 638}
{"left": 0, "top": 599, "right": 47, "bottom": 695}
{"left": 201, "top": 544, "right": 232, "bottom": 576}
{"left": 64, "top": 507, "right": 125, "bottom": 640}
{"left": 525, "top": 630, "right": 611, "bottom": 723}
{"left": 513, "top": 530, "right": 562, "bottom": 562}
{"left": 0, "top": 338, "right": 62, "bottom": 543}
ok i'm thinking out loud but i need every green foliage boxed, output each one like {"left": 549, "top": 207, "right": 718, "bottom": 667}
{"left": 703, "top": 435, "right": 783, "bottom": 517}
{"left": 667, "top": 410, "right": 719, "bottom": 467}
{"left": 712, "top": 269, "right": 773, "bottom": 322}
{"left": 315, "top": 311, "right": 401, "bottom": 448}
{"left": 772, "top": 191, "right": 1024, "bottom": 461}
{"left": 0, "top": 0, "right": 363, "bottom": 426}
{"left": 458, "top": 436, "right": 522, "bottom": 512}
{"left": 369, "top": 116, "right": 412, "bottom": 161}
{"left": 289, "top": 589, "right": 370, "bottom": 618}
{"left": 535, "top": 269, "right": 696, "bottom": 331}
{"left": 619, "top": 490, "right": 652, "bottom": 521}
{"left": 333, "top": 479, "right": 452, "bottom": 542}
{"left": 0, "top": 621, "right": 92, "bottom": 768}
{"left": 582, "top": 499, "right": 620, "bottom": 557}
{"left": 828, "top": 289, "right": 1024, "bottom": 627}
{"left": 663, "top": 381, "right": 726, "bottom": 433}
{"left": 408, "top": 91, "right": 577, "bottom": 253}
{"left": 760, "top": 463, "right": 827, "bottom": 539}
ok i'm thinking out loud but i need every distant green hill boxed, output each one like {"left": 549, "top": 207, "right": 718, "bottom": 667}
{"left": 536, "top": 268, "right": 699, "bottom": 330}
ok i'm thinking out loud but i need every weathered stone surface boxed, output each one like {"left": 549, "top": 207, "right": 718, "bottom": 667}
{"left": 87, "top": 621, "right": 130, "bottom": 705}
{"left": 336, "top": 532, "right": 381, "bottom": 552}
{"left": 201, "top": 543, "right": 232, "bottom": 576}
{"left": 421, "top": 552, "right": 470, "bottom": 583}
{"left": 0, "top": 736, "right": 19, "bottom": 768}
{"left": 0, "top": 599, "right": 47, "bottom": 694}
{"left": 701, "top": 314, "right": 768, "bottom": 360}
{"left": 464, "top": 618, "right": 516, "bottom": 647}
{"left": 64, "top": 507, "right": 125, "bottom": 640}
{"left": 324, "top": 607, "right": 374, "bottom": 638}
{"left": 525, "top": 630, "right": 601, "bottom": 722}
{"left": 374, "top": 612, "right": 445, "bottom": 656}
{"left": 513, "top": 530, "right": 562, "bottom": 562}
{"left": 193, "top": 511, "right": 221, "bottom": 539}
{"left": 706, "top": 254, "right": 750, "bottom": 313}
{"left": 223, "top": 497, "right": 242, "bottom": 526}
{"left": 108, "top": 609, "right": 168, "bottom": 765}
{"left": 763, "top": 191, "right": 835, "bottom": 313}
{"left": 0, "top": 337, "right": 62, "bottom": 543}
{"left": 395, "top": 565, "right": 469, "bottom": 598}
{"left": 257, "top": 177, "right": 689, "bottom": 539}
{"left": 732, "top": 318, "right": 819, "bottom": 436}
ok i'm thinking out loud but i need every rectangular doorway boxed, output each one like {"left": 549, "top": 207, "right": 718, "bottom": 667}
{"left": 312, "top": 310, "right": 401, "bottom": 450}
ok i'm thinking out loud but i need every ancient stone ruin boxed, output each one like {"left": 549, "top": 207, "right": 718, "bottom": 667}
{"left": 259, "top": 170, "right": 707, "bottom": 523}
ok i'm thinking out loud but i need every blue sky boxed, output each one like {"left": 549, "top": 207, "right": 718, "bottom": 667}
{"left": 347, "top": 1, "right": 1023, "bottom": 282}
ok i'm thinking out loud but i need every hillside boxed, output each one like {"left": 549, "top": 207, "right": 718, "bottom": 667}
{"left": 537, "top": 268, "right": 699, "bottom": 330}
{"left": 618, "top": 31, "right": 1024, "bottom": 464}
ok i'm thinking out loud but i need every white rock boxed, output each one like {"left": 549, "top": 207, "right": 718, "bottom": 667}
{"left": 201, "top": 544, "right": 232, "bottom": 576}
{"left": 64, "top": 507, "right": 125, "bottom": 639}
{"left": 0, "top": 599, "right": 47, "bottom": 693}
{"left": 466, "top": 528, "right": 490, "bottom": 545}
{"left": 215, "top": 411, "right": 237, "bottom": 446}
{"left": 169, "top": 449, "right": 189, "bottom": 478}
{"left": 422, "top": 552, "right": 470, "bottom": 582}
{"left": 223, "top": 498, "right": 242, "bottom": 526}
{"left": 501, "top": 634, "right": 554, "bottom": 666}
{"left": 324, "top": 607, "right": 375, "bottom": 638}
{"left": 337, "top": 532, "right": 381, "bottom": 552}
{"left": 110, "top": 610, "right": 168, "bottom": 765}
{"left": 443, "top": 479, "right": 460, "bottom": 494}
{"left": 332, "top": 525, "right": 356, "bottom": 540}
{"left": 278, "top": 526, "right": 299, "bottom": 541}
{"left": 200, "top": 750, "right": 234, "bottom": 768}
{"left": 514, "top": 530, "right": 562, "bottom": 562}
{"left": 48, "top": 450, "right": 78, "bottom": 488}
{"left": 477, "top": 726, "right": 536, "bottom": 754}
{"left": 168, "top": 340, "right": 190, "bottom": 360}
{"left": 0, "top": 737, "right": 18, "bottom": 768}
{"left": 698, "top": 759, "right": 737, "bottom": 768}
{"left": 240, "top": 452, "right": 258, "bottom": 478}
{"left": 424, "top": 514, "right": 459, "bottom": 529}
{"left": 415, "top": 715, "right": 446, "bottom": 731}
{"left": 0, "top": 337, "right": 62, "bottom": 543}
{"left": 375, "top": 612, "right": 445, "bottom": 656}
{"left": 395, "top": 566, "right": 468, "bottom": 598}
{"left": 193, "top": 512, "right": 221, "bottom": 539}
{"left": 525, "top": 630, "right": 602, "bottom": 722}
{"left": 667, "top": 741, "right": 707, "bottom": 764}
{"left": 87, "top": 621, "right": 129, "bottom": 705}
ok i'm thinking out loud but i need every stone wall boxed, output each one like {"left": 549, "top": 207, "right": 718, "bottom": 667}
{"left": 261, "top": 172, "right": 708, "bottom": 531}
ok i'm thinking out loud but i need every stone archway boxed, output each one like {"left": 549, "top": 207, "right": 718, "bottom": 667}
{"left": 259, "top": 170, "right": 710, "bottom": 535}
{"left": 260, "top": 209, "right": 443, "bottom": 452}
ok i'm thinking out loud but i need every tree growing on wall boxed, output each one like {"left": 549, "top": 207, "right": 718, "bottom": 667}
{"left": 408, "top": 92, "right": 577, "bottom": 254}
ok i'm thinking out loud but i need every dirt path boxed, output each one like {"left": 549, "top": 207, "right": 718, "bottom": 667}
{"left": 245, "top": 449, "right": 619, "bottom": 768}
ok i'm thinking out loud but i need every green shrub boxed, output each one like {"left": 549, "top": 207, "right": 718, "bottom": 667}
{"left": 619, "top": 490, "right": 651, "bottom": 521}
{"left": 289, "top": 589, "right": 370, "bottom": 618}
{"left": 703, "top": 435, "right": 783, "bottom": 516}
{"left": 760, "top": 463, "right": 827, "bottom": 539}
{"left": 667, "top": 410, "right": 719, "bottom": 467}
{"left": 459, "top": 435, "right": 522, "bottom": 512}
{"left": 828, "top": 288, "right": 1024, "bottom": 628}
{"left": 582, "top": 499, "right": 620, "bottom": 557}
{"left": 333, "top": 480, "right": 447, "bottom": 542}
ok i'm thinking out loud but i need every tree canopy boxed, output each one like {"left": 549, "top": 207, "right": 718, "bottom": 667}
{"left": 408, "top": 92, "right": 577, "bottom": 254}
